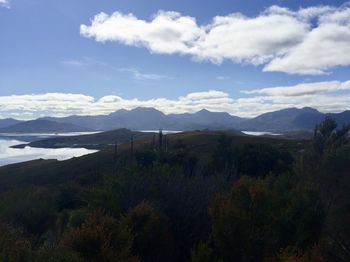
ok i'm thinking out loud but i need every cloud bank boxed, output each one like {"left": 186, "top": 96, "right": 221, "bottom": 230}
{"left": 80, "top": 4, "right": 350, "bottom": 75}
{"left": 1, "top": 80, "right": 350, "bottom": 120}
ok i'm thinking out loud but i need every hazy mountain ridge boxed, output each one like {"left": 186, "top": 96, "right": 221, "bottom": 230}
{"left": 41, "top": 107, "right": 247, "bottom": 131}
{"left": 0, "top": 119, "right": 92, "bottom": 133}
{"left": 0, "top": 118, "right": 23, "bottom": 129}
{"left": 1, "top": 107, "right": 350, "bottom": 133}
{"left": 239, "top": 107, "right": 326, "bottom": 131}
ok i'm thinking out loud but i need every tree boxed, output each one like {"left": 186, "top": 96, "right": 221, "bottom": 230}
{"left": 235, "top": 144, "right": 293, "bottom": 177}
{"left": 120, "top": 201, "right": 174, "bottom": 262}
{"left": 209, "top": 176, "right": 325, "bottom": 261}
{"left": 62, "top": 209, "right": 137, "bottom": 262}
{"left": 313, "top": 116, "right": 350, "bottom": 155}
{"left": 0, "top": 222, "right": 32, "bottom": 262}
{"left": 212, "top": 134, "right": 236, "bottom": 177}
{"left": 0, "top": 187, "right": 56, "bottom": 235}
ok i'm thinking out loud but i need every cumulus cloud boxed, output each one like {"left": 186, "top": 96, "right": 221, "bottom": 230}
{"left": 1, "top": 81, "right": 350, "bottom": 120}
{"left": 80, "top": 4, "right": 350, "bottom": 75}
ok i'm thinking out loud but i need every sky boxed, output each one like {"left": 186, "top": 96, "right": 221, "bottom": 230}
{"left": 0, "top": 0, "right": 350, "bottom": 119}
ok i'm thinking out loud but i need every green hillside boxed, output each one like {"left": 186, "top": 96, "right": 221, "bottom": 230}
{"left": 0, "top": 120, "right": 349, "bottom": 261}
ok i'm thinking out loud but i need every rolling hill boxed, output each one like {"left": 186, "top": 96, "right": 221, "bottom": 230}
{"left": 0, "top": 119, "right": 92, "bottom": 133}
{"left": 0, "top": 130, "right": 305, "bottom": 192}
{"left": 12, "top": 128, "right": 155, "bottom": 149}
{"left": 0, "top": 118, "right": 23, "bottom": 129}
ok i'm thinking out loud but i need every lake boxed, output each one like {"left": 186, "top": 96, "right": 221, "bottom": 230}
{"left": 0, "top": 138, "right": 97, "bottom": 167}
{"left": 137, "top": 130, "right": 183, "bottom": 134}
{"left": 242, "top": 131, "right": 282, "bottom": 136}
{"left": 0, "top": 130, "right": 281, "bottom": 167}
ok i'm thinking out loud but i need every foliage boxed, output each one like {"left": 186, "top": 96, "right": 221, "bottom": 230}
{"left": 209, "top": 176, "right": 325, "bottom": 261}
{"left": 0, "top": 187, "right": 56, "bottom": 235}
{"left": 120, "top": 201, "right": 174, "bottom": 262}
{"left": 191, "top": 242, "right": 217, "bottom": 262}
{"left": 0, "top": 123, "right": 348, "bottom": 261}
{"left": 0, "top": 222, "right": 32, "bottom": 262}
{"left": 313, "top": 116, "right": 350, "bottom": 155}
{"left": 62, "top": 209, "right": 137, "bottom": 262}
{"left": 235, "top": 143, "right": 294, "bottom": 177}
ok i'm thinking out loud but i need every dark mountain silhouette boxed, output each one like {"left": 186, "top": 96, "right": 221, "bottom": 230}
{"left": 0, "top": 118, "right": 23, "bottom": 129}
{"left": 330, "top": 110, "right": 350, "bottom": 127}
{"left": 42, "top": 107, "right": 170, "bottom": 131}
{"left": 2, "top": 107, "right": 350, "bottom": 133}
{"left": 168, "top": 109, "right": 245, "bottom": 130}
{"left": 0, "top": 119, "right": 92, "bottom": 133}
{"left": 42, "top": 107, "right": 245, "bottom": 131}
{"left": 240, "top": 107, "right": 325, "bottom": 131}
{"left": 12, "top": 128, "right": 154, "bottom": 150}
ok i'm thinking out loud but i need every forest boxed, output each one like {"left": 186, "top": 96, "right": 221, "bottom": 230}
{"left": 0, "top": 117, "right": 349, "bottom": 262}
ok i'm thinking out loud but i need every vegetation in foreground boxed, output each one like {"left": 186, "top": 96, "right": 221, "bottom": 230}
{"left": 0, "top": 117, "right": 349, "bottom": 261}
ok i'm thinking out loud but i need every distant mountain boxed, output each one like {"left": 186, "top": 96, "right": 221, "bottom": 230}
{"left": 240, "top": 107, "right": 325, "bottom": 132}
{"left": 0, "top": 118, "right": 23, "bottom": 129}
{"left": 3, "top": 107, "right": 350, "bottom": 133}
{"left": 43, "top": 107, "right": 246, "bottom": 131}
{"left": 0, "top": 119, "right": 92, "bottom": 133}
{"left": 168, "top": 109, "right": 245, "bottom": 130}
{"left": 330, "top": 111, "right": 350, "bottom": 127}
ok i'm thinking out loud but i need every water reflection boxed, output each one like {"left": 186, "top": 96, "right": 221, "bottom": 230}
{"left": 0, "top": 139, "right": 97, "bottom": 167}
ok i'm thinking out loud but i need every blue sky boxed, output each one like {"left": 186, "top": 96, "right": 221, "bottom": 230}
{"left": 0, "top": 0, "right": 350, "bottom": 119}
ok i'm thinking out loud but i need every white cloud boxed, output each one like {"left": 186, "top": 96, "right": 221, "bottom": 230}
{"left": 242, "top": 81, "right": 350, "bottom": 96}
{"left": 264, "top": 21, "right": 350, "bottom": 74}
{"left": 61, "top": 60, "right": 90, "bottom": 67}
{"left": 1, "top": 81, "right": 350, "bottom": 120}
{"left": 60, "top": 57, "right": 108, "bottom": 67}
{"left": 81, "top": 11, "right": 203, "bottom": 56}
{"left": 118, "top": 68, "right": 169, "bottom": 80}
{"left": 0, "top": 0, "right": 9, "bottom": 8}
{"left": 81, "top": 4, "right": 350, "bottom": 75}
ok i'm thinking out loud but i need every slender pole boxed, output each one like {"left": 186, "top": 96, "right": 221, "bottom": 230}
{"left": 152, "top": 134, "right": 156, "bottom": 151}
{"left": 165, "top": 135, "right": 168, "bottom": 152}
{"left": 114, "top": 140, "right": 118, "bottom": 174}
{"left": 159, "top": 129, "right": 163, "bottom": 151}
{"left": 130, "top": 135, "right": 134, "bottom": 162}
{"left": 114, "top": 141, "right": 118, "bottom": 162}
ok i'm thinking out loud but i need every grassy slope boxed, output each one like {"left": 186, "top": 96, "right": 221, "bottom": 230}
{"left": 0, "top": 131, "right": 309, "bottom": 192}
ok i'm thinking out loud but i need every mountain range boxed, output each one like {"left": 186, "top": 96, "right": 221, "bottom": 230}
{"left": 0, "top": 107, "right": 349, "bottom": 133}
{"left": 0, "top": 120, "right": 91, "bottom": 133}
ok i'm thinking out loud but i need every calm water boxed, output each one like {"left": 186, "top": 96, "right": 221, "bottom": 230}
{"left": 138, "top": 130, "right": 183, "bottom": 134}
{"left": 0, "top": 139, "right": 97, "bottom": 167}
{"left": 242, "top": 131, "right": 282, "bottom": 136}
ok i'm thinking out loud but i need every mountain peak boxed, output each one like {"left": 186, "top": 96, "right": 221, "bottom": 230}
{"left": 131, "top": 107, "right": 162, "bottom": 113}
{"left": 196, "top": 109, "right": 211, "bottom": 114}
{"left": 300, "top": 107, "right": 319, "bottom": 113}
